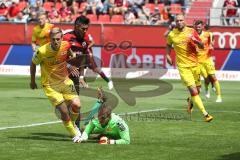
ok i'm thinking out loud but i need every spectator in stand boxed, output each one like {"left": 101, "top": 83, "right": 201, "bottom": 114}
{"left": 71, "top": 0, "right": 80, "bottom": 15}
{"left": 160, "top": 5, "right": 171, "bottom": 24}
{"left": 34, "top": 0, "right": 45, "bottom": 14}
{"left": 48, "top": 6, "right": 61, "bottom": 23}
{"left": 7, "top": 0, "right": 21, "bottom": 21}
{"left": 222, "top": 0, "right": 238, "bottom": 25}
{"left": 13, "top": 11, "right": 28, "bottom": 23}
{"left": 111, "top": 0, "right": 128, "bottom": 17}
{"left": 84, "top": 0, "right": 104, "bottom": 15}
{"left": 27, "top": 11, "right": 38, "bottom": 22}
{"left": 59, "top": 1, "right": 72, "bottom": 23}
{"left": 124, "top": 8, "right": 136, "bottom": 24}
{"left": 127, "top": 0, "right": 145, "bottom": 15}
{"left": 149, "top": 8, "right": 165, "bottom": 25}
{"left": 0, "top": 2, "right": 8, "bottom": 21}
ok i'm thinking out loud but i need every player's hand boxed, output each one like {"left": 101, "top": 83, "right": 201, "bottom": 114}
{"left": 68, "top": 66, "right": 79, "bottom": 77}
{"left": 166, "top": 55, "right": 173, "bottom": 66}
{"left": 30, "top": 81, "right": 38, "bottom": 89}
{"left": 79, "top": 78, "right": 89, "bottom": 88}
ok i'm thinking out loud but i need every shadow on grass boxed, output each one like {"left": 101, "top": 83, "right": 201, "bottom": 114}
{"left": 218, "top": 152, "right": 240, "bottom": 160}
{"left": 9, "top": 132, "right": 69, "bottom": 142}
{"left": 14, "top": 97, "right": 47, "bottom": 100}
{"left": 9, "top": 132, "right": 99, "bottom": 143}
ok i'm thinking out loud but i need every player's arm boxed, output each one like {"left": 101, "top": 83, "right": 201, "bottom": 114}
{"left": 30, "top": 51, "right": 42, "bottom": 89}
{"left": 192, "top": 30, "right": 204, "bottom": 49}
{"left": 166, "top": 34, "right": 173, "bottom": 66}
{"left": 110, "top": 121, "right": 130, "bottom": 144}
{"left": 209, "top": 32, "right": 215, "bottom": 50}
{"left": 31, "top": 29, "right": 38, "bottom": 52}
{"left": 80, "top": 120, "right": 96, "bottom": 141}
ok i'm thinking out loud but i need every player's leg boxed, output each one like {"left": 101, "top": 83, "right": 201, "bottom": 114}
{"left": 62, "top": 79, "right": 81, "bottom": 139}
{"left": 179, "top": 67, "right": 213, "bottom": 122}
{"left": 200, "top": 63, "right": 210, "bottom": 98}
{"left": 43, "top": 85, "right": 80, "bottom": 142}
{"left": 206, "top": 61, "right": 222, "bottom": 102}
{"left": 88, "top": 54, "right": 113, "bottom": 90}
{"left": 56, "top": 102, "right": 79, "bottom": 138}
{"left": 209, "top": 74, "right": 222, "bottom": 102}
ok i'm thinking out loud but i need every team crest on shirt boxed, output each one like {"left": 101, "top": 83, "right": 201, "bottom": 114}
{"left": 106, "top": 128, "right": 112, "bottom": 132}
{"left": 82, "top": 42, "right": 87, "bottom": 48}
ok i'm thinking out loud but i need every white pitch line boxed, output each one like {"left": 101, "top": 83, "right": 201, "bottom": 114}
{"left": 0, "top": 120, "right": 61, "bottom": 131}
{"left": 0, "top": 108, "right": 239, "bottom": 131}
{"left": 0, "top": 109, "right": 166, "bottom": 131}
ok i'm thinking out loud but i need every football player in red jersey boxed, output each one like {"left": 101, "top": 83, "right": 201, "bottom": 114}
{"left": 64, "top": 15, "right": 113, "bottom": 93}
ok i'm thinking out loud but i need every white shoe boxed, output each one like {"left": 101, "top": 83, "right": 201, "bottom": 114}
{"left": 212, "top": 87, "right": 216, "bottom": 93}
{"left": 108, "top": 81, "right": 113, "bottom": 90}
{"left": 74, "top": 125, "right": 81, "bottom": 137}
{"left": 205, "top": 90, "right": 210, "bottom": 99}
{"left": 216, "top": 96, "right": 222, "bottom": 103}
{"left": 72, "top": 135, "right": 81, "bottom": 143}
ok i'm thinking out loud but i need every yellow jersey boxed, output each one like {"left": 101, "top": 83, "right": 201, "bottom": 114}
{"left": 32, "top": 23, "right": 54, "bottom": 46}
{"left": 197, "top": 31, "right": 212, "bottom": 63}
{"left": 167, "top": 27, "right": 201, "bottom": 67}
{"left": 32, "top": 41, "right": 71, "bottom": 86}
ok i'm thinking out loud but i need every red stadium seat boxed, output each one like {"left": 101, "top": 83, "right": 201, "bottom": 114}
{"left": 72, "top": 14, "right": 80, "bottom": 22}
{"left": 55, "top": 2, "right": 62, "bottom": 11}
{"left": 145, "top": 3, "right": 156, "bottom": 13}
{"left": 86, "top": 14, "right": 98, "bottom": 23}
{"left": 98, "top": 15, "right": 111, "bottom": 24}
{"left": 18, "top": 1, "right": 27, "bottom": 11}
{"left": 43, "top": 2, "right": 54, "bottom": 12}
{"left": 111, "top": 15, "right": 124, "bottom": 24}
{"left": 158, "top": 3, "right": 165, "bottom": 10}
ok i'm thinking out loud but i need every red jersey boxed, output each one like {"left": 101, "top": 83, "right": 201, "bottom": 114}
{"left": 63, "top": 30, "right": 93, "bottom": 54}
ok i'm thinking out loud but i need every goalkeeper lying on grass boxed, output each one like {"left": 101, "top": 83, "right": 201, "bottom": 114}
{"left": 79, "top": 88, "right": 130, "bottom": 144}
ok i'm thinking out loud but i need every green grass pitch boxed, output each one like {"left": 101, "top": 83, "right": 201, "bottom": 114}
{"left": 0, "top": 76, "right": 239, "bottom": 160}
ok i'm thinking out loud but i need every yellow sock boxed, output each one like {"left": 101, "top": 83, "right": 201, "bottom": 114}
{"left": 214, "top": 80, "right": 221, "bottom": 96}
{"left": 192, "top": 95, "right": 208, "bottom": 116}
{"left": 63, "top": 121, "right": 76, "bottom": 137}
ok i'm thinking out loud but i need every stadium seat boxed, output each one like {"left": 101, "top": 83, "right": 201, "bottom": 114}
{"left": 170, "top": 4, "right": 182, "bottom": 14}
{"left": 72, "top": 14, "right": 80, "bottom": 22}
{"left": 98, "top": 15, "right": 111, "bottom": 24}
{"left": 111, "top": 15, "right": 124, "bottom": 24}
{"left": 43, "top": 2, "right": 54, "bottom": 12}
{"left": 145, "top": 3, "right": 156, "bottom": 13}
{"left": 18, "top": 1, "right": 27, "bottom": 11}
{"left": 158, "top": 3, "right": 165, "bottom": 11}
{"left": 55, "top": 2, "right": 62, "bottom": 11}
{"left": 86, "top": 14, "right": 98, "bottom": 23}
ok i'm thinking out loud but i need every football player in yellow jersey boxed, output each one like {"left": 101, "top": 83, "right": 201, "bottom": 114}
{"left": 166, "top": 14, "right": 213, "bottom": 122}
{"left": 32, "top": 12, "right": 54, "bottom": 52}
{"left": 194, "top": 20, "right": 222, "bottom": 102}
{"left": 30, "top": 28, "right": 82, "bottom": 143}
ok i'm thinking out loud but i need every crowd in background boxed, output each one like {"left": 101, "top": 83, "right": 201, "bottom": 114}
{"left": 0, "top": 0, "right": 188, "bottom": 25}
{"left": 222, "top": 0, "right": 240, "bottom": 26}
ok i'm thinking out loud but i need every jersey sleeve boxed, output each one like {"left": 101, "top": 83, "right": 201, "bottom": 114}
{"left": 32, "top": 50, "right": 42, "bottom": 65}
{"left": 193, "top": 30, "right": 202, "bottom": 42}
{"left": 84, "top": 119, "right": 96, "bottom": 136}
{"left": 32, "top": 28, "right": 37, "bottom": 43}
{"left": 115, "top": 120, "right": 130, "bottom": 144}
{"left": 167, "top": 32, "right": 173, "bottom": 46}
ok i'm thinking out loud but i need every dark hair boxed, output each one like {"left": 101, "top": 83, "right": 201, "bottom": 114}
{"left": 194, "top": 20, "right": 204, "bottom": 26}
{"left": 74, "top": 15, "right": 90, "bottom": 26}
{"left": 205, "top": 24, "right": 210, "bottom": 30}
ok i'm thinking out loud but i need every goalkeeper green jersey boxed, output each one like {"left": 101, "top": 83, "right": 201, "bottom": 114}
{"left": 85, "top": 113, "right": 130, "bottom": 144}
